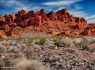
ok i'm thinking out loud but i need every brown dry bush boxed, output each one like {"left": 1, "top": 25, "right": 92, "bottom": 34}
{"left": 59, "top": 37, "right": 73, "bottom": 47}
{"left": 14, "top": 59, "right": 46, "bottom": 70}
{"left": 81, "top": 44, "right": 90, "bottom": 50}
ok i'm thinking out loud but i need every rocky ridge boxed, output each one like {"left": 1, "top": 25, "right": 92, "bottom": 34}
{"left": 0, "top": 8, "right": 95, "bottom": 37}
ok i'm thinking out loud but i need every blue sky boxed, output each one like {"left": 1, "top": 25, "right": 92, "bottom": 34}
{"left": 0, "top": 0, "right": 95, "bottom": 23}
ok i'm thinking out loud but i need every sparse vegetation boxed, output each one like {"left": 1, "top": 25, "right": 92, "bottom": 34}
{"left": 81, "top": 44, "right": 90, "bottom": 50}
{"left": 0, "top": 58, "right": 5, "bottom": 68}
{"left": 59, "top": 37, "right": 73, "bottom": 47}
{"left": 73, "top": 37, "right": 83, "bottom": 44}
{"left": 0, "top": 36, "right": 95, "bottom": 70}
{"left": 14, "top": 59, "right": 46, "bottom": 70}
{"left": 0, "top": 57, "right": 11, "bottom": 68}
{"left": 40, "top": 37, "right": 46, "bottom": 45}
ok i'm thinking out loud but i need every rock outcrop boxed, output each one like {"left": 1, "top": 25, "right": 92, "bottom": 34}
{"left": 0, "top": 31, "right": 6, "bottom": 38}
{"left": 83, "top": 24, "right": 95, "bottom": 36}
{"left": 0, "top": 8, "right": 95, "bottom": 37}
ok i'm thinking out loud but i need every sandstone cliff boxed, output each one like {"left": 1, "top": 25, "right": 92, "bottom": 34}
{"left": 0, "top": 8, "right": 95, "bottom": 37}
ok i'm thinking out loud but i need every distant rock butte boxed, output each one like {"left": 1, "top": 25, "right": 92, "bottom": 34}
{"left": 0, "top": 8, "right": 95, "bottom": 37}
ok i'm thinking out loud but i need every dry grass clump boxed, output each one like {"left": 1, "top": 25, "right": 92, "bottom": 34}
{"left": 0, "top": 58, "right": 5, "bottom": 67}
{"left": 14, "top": 37, "right": 23, "bottom": 42}
{"left": 43, "top": 39, "right": 55, "bottom": 48}
{"left": 52, "top": 38, "right": 60, "bottom": 46}
{"left": 3, "top": 57, "right": 11, "bottom": 67}
{"left": 32, "top": 39, "right": 40, "bottom": 45}
{"left": 8, "top": 46, "right": 18, "bottom": 52}
{"left": 91, "top": 36, "right": 95, "bottom": 43}
{"left": 0, "top": 57, "right": 11, "bottom": 68}
{"left": 10, "top": 57, "right": 27, "bottom": 66}
{"left": 73, "top": 37, "right": 83, "bottom": 44}
{"left": 0, "top": 45, "right": 6, "bottom": 53}
{"left": 14, "top": 59, "right": 46, "bottom": 70}
{"left": 59, "top": 37, "right": 73, "bottom": 47}
{"left": 82, "top": 36, "right": 93, "bottom": 44}
{"left": 22, "top": 46, "right": 34, "bottom": 59}
{"left": 31, "top": 42, "right": 41, "bottom": 50}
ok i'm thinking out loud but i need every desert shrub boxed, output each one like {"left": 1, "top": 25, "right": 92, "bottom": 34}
{"left": 32, "top": 39, "right": 40, "bottom": 45}
{"left": 2, "top": 40, "right": 10, "bottom": 46}
{"left": 22, "top": 37, "right": 33, "bottom": 46}
{"left": 8, "top": 46, "right": 18, "bottom": 52}
{"left": 43, "top": 40, "right": 55, "bottom": 48}
{"left": 0, "top": 58, "right": 5, "bottom": 67}
{"left": 0, "top": 38, "right": 6, "bottom": 41}
{"left": 81, "top": 44, "right": 90, "bottom": 50}
{"left": 23, "top": 48, "right": 33, "bottom": 59}
{"left": 14, "top": 59, "right": 46, "bottom": 70}
{"left": 10, "top": 57, "right": 27, "bottom": 67}
{"left": 14, "top": 52, "right": 25, "bottom": 59}
{"left": 91, "top": 36, "right": 95, "bottom": 43}
{"left": 14, "top": 37, "right": 23, "bottom": 43}
{"left": 53, "top": 38, "right": 60, "bottom": 46}
{"left": 31, "top": 43, "right": 41, "bottom": 50}
{"left": 73, "top": 37, "right": 83, "bottom": 44}
{"left": 59, "top": 37, "right": 73, "bottom": 47}
{"left": 82, "top": 36, "right": 93, "bottom": 44}
{"left": 10, "top": 40, "right": 17, "bottom": 46}
{"left": 40, "top": 37, "right": 46, "bottom": 45}
{"left": 0, "top": 45, "right": 6, "bottom": 53}
{"left": 2, "top": 57, "right": 11, "bottom": 67}
{"left": 20, "top": 43, "right": 27, "bottom": 48}
{"left": 65, "top": 48, "right": 75, "bottom": 53}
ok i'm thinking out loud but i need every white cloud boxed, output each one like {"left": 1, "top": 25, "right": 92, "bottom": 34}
{"left": 73, "top": 4, "right": 82, "bottom": 10}
{"left": 54, "top": 1, "right": 95, "bottom": 23}
{"left": 85, "top": 15, "right": 95, "bottom": 23}
{"left": 42, "top": 0, "right": 82, "bottom": 6}
{"left": 0, "top": 0, "right": 40, "bottom": 12}
{"left": 6, "top": 0, "right": 15, "bottom": 7}
{"left": 68, "top": 10, "right": 95, "bottom": 23}
{"left": 0, "top": 0, "right": 94, "bottom": 23}
{"left": 85, "top": 15, "right": 95, "bottom": 20}
{"left": 0, "top": 0, "right": 15, "bottom": 7}
{"left": 68, "top": 10, "right": 87, "bottom": 17}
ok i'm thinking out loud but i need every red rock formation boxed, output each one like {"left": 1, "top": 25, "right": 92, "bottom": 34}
{"left": 83, "top": 24, "right": 95, "bottom": 36}
{"left": 0, "top": 8, "right": 95, "bottom": 37}
{"left": 0, "top": 31, "right": 6, "bottom": 38}
{"left": 0, "top": 14, "right": 5, "bottom": 22}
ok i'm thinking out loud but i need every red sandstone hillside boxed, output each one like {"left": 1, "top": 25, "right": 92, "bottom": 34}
{"left": 0, "top": 8, "right": 95, "bottom": 37}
